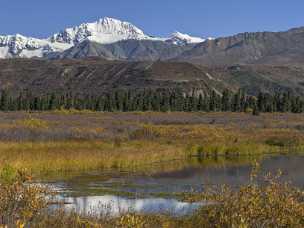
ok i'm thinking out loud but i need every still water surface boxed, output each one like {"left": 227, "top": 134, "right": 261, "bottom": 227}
{"left": 45, "top": 155, "right": 304, "bottom": 216}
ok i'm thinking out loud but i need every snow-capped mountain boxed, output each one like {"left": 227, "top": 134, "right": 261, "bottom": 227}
{"left": 0, "top": 34, "right": 71, "bottom": 58}
{"left": 0, "top": 17, "right": 208, "bottom": 59}
{"left": 166, "top": 32, "right": 206, "bottom": 45}
{"left": 48, "top": 17, "right": 154, "bottom": 45}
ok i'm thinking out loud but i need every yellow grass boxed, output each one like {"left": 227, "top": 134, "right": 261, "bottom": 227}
{"left": 16, "top": 117, "right": 49, "bottom": 130}
{"left": 0, "top": 138, "right": 299, "bottom": 176}
{"left": 51, "top": 108, "right": 97, "bottom": 115}
{"left": 0, "top": 140, "right": 188, "bottom": 175}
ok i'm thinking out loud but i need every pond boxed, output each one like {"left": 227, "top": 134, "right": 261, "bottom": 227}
{"left": 43, "top": 155, "right": 304, "bottom": 217}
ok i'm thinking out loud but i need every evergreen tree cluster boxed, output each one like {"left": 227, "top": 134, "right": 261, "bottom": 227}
{"left": 0, "top": 89, "right": 303, "bottom": 113}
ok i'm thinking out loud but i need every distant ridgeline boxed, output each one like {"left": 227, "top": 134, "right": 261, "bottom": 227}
{"left": 0, "top": 89, "right": 303, "bottom": 114}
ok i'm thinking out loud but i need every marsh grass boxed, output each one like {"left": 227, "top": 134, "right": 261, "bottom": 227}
{"left": 0, "top": 112, "right": 303, "bottom": 175}
{"left": 0, "top": 138, "right": 286, "bottom": 177}
{"left": 0, "top": 140, "right": 189, "bottom": 175}
{"left": 0, "top": 126, "right": 303, "bottom": 175}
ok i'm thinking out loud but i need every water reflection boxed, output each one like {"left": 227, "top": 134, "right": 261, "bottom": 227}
{"left": 62, "top": 195, "right": 204, "bottom": 216}
{"left": 46, "top": 155, "right": 304, "bottom": 216}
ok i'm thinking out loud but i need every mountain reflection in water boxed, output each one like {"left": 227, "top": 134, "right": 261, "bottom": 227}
{"left": 62, "top": 195, "right": 204, "bottom": 217}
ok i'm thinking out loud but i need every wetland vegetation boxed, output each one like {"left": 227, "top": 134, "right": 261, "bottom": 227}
{"left": 0, "top": 111, "right": 303, "bottom": 175}
{"left": 1, "top": 111, "right": 304, "bottom": 227}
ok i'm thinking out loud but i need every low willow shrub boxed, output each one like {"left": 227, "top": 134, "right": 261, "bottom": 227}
{"left": 0, "top": 166, "right": 49, "bottom": 227}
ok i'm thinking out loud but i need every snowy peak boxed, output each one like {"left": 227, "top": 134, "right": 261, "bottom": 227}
{"left": 166, "top": 32, "right": 206, "bottom": 45}
{"left": 0, "top": 33, "right": 71, "bottom": 58}
{"left": 95, "top": 17, "right": 145, "bottom": 36}
{"left": 0, "top": 17, "right": 155, "bottom": 59}
{"left": 0, "top": 17, "right": 215, "bottom": 59}
{"left": 0, "top": 34, "right": 46, "bottom": 55}
{"left": 49, "top": 17, "right": 151, "bottom": 45}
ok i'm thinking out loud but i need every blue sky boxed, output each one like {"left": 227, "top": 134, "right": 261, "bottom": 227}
{"left": 1, "top": 0, "right": 304, "bottom": 38}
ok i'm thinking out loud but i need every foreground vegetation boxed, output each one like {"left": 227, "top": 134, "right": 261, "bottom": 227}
{"left": 1, "top": 165, "right": 303, "bottom": 227}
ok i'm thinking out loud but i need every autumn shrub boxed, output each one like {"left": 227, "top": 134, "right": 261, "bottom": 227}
{"left": 187, "top": 163, "right": 304, "bottom": 228}
{"left": 0, "top": 166, "right": 49, "bottom": 227}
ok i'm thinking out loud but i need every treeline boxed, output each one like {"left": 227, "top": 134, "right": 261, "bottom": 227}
{"left": 0, "top": 89, "right": 304, "bottom": 114}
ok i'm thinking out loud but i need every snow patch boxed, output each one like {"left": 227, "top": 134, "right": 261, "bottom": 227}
{"left": 166, "top": 32, "right": 206, "bottom": 45}
{"left": 205, "top": 73, "right": 214, "bottom": 80}
{"left": 0, "top": 46, "right": 10, "bottom": 58}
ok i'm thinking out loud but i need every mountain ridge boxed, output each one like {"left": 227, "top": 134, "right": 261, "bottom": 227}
{"left": 1, "top": 18, "right": 304, "bottom": 96}
{"left": 175, "top": 26, "right": 304, "bottom": 66}
{"left": 0, "top": 17, "right": 207, "bottom": 59}
{"left": 1, "top": 17, "right": 304, "bottom": 67}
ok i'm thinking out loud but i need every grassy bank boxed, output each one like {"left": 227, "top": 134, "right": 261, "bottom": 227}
{"left": 0, "top": 136, "right": 300, "bottom": 176}
{"left": 0, "top": 140, "right": 188, "bottom": 175}
{"left": 0, "top": 140, "right": 275, "bottom": 176}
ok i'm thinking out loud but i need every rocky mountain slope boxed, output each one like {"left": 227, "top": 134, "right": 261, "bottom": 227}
{"left": 176, "top": 27, "right": 304, "bottom": 66}
{"left": 1, "top": 58, "right": 304, "bottom": 97}
{"left": 48, "top": 39, "right": 195, "bottom": 61}
{"left": 0, "top": 58, "right": 218, "bottom": 96}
